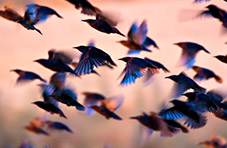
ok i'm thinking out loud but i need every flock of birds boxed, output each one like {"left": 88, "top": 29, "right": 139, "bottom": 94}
{"left": 1, "top": 0, "right": 227, "bottom": 147}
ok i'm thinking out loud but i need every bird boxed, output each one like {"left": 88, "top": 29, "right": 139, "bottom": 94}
{"left": 24, "top": 118, "right": 49, "bottom": 136}
{"left": 51, "top": 87, "right": 85, "bottom": 111}
{"left": 33, "top": 101, "right": 67, "bottom": 119}
{"left": 159, "top": 100, "right": 207, "bottom": 129}
{"left": 74, "top": 45, "right": 117, "bottom": 75}
{"left": 10, "top": 69, "right": 46, "bottom": 84}
{"left": 198, "top": 5, "right": 227, "bottom": 31}
{"left": 166, "top": 72, "right": 206, "bottom": 98}
{"left": 183, "top": 92, "right": 219, "bottom": 113}
{"left": 88, "top": 94, "right": 123, "bottom": 120}
{"left": 194, "top": 0, "right": 210, "bottom": 3}
{"left": 214, "top": 55, "right": 227, "bottom": 64}
{"left": 118, "top": 57, "right": 158, "bottom": 86}
{"left": 174, "top": 42, "right": 210, "bottom": 69}
{"left": 192, "top": 66, "right": 223, "bottom": 83}
{"left": 130, "top": 112, "right": 187, "bottom": 137}
{"left": 82, "top": 14, "right": 125, "bottom": 36}
{"left": 65, "top": 0, "right": 101, "bottom": 16}
{"left": 118, "top": 20, "right": 159, "bottom": 54}
{"left": 44, "top": 121, "right": 73, "bottom": 133}
{"left": 198, "top": 135, "right": 227, "bottom": 148}
{"left": 143, "top": 57, "right": 170, "bottom": 85}
{"left": 34, "top": 50, "right": 79, "bottom": 76}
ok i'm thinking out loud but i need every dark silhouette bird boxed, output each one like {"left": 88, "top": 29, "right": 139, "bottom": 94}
{"left": 130, "top": 112, "right": 187, "bottom": 137}
{"left": 49, "top": 72, "right": 67, "bottom": 90}
{"left": 198, "top": 5, "right": 227, "bottom": 31}
{"left": 118, "top": 57, "right": 158, "bottom": 86}
{"left": 44, "top": 121, "right": 73, "bottom": 133}
{"left": 159, "top": 100, "right": 207, "bottom": 129}
{"left": 166, "top": 72, "right": 206, "bottom": 98}
{"left": 11, "top": 69, "right": 46, "bottom": 84}
{"left": 34, "top": 50, "right": 79, "bottom": 76}
{"left": 82, "top": 14, "right": 125, "bottom": 36}
{"left": 192, "top": 66, "right": 223, "bottom": 83}
{"left": 89, "top": 104, "right": 122, "bottom": 120}
{"left": 214, "top": 55, "right": 227, "bottom": 64}
{"left": 143, "top": 57, "right": 170, "bottom": 85}
{"left": 51, "top": 87, "right": 85, "bottom": 111}
{"left": 24, "top": 118, "right": 49, "bottom": 136}
{"left": 74, "top": 45, "right": 117, "bottom": 75}
{"left": 174, "top": 42, "right": 210, "bottom": 69}
{"left": 65, "top": 0, "right": 101, "bottom": 16}
{"left": 198, "top": 135, "right": 227, "bottom": 148}
{"left": 118, "top": 20, "right": 159, "bottom": 54}
{"left": 183, "top": 92, "right": 219, "bottom": 113}
{"left": 33, "top": 101, "right": 67, "bottom": 118}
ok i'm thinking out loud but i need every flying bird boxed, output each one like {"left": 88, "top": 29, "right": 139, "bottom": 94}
{"left": 44, "top": 121, "right": 73, "bottom": 133}
{"left": 159, "top": 100, "right": 207, "bottom": 129}
{"left": 192, "top": 66, "right": 223, "bottom": 83}
{"left": 198, "top": 135, "right": 227, "bottom": 148}
{"left": 24, "top": 118, "right": 49, "bottom": 136}
{"left": 174, "top": 42, "right": 210, "bottom": 69}
{"left": 11, "top": 69, "right": 46, "bottom": 84}
{"left": 74, "top": 45, "right": 116, "bottom": 75}
{"left": 118, "top": 57, "right": 158, "bottom": 86}
{"left": 82, "top": 14, "right": 125, "bottom": 36}
{"left": 166, "top": 72, "right": 206, "bottom": 98}
{"left": 65, "top": 0, "right": 101, "bottom": 16}
{"left": 118, "top": 20, "right": 159, "bottom": 54}
{"left": 214, "top": 54, "right": 227, "bottom": 64}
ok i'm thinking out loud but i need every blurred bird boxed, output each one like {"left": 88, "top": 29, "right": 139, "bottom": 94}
{"left": 44, "top": 121, "right": 73, "bottom": 133}
{"left": 49, "top": 72, "right": 67, "bottom": 90}
{"left": 159, "top": 100, "right": 207, "bottom": 129}
{"left": 118, "top": 57, "right": 158, "bottom": 86}
{"left": 174, "top": 42, "right": 210, "bottom": 69}
{"left": 74, "top": 45, "right": 117, "bottom": 75}
{"left": 24, "top": 118, "right": 49, "bottom": 136}
{"left": 214, "top": 55, "right": 227, "bottom": 64}
{"left": 118, "top": 20, "right": 159, "bottom": 54}
{"left": 89, "top": 94, "right": 123, "bottom": 120}
{"left": 194, "top": 0, "right": 210, "bottom": 3}
{"left": 19, "top": 139, "right": 34, "bottom": 148}
{"left": 11, "top": 69, "right": 46, "bottom": 84}
{"left": 198, "top": 5, "right": 227, "bottom": 31}
{"left": 33, "top": 101, "right": 67, "bottom": 118}
{"left": 82, "top": 92, "right": 105, "bottom": 115}
{"left": 82, "top": 14, "right": 125, "bottom": 36}
{"left": 143, "top": 57, "right": 170, "bottom": 85}
{"left": 192, "top": 66, "right": 223, "bottom": 83}
{"left": 183, "top": 92, "right": 219, "bottom": 113}
{"left": 51, "top": 87, "right": 85, "bottom": 111}
{"left": 34, "top": 50, "right": 79, "bottom": 76}
{"left": 166, "top": 72, "right": 206, "bottom": 98}
{"left": 198, "top": 135, "right": 227, "bottom": 148}
{"left": 65, "top": 0, "right": 101, "bottom": 16}
{"left": 130, "top": 112, "right": 187, "bottom": 137}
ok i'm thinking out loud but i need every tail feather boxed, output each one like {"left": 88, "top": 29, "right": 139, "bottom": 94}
{"left": 214, "top": 74, "right": 223, "bottom": 83}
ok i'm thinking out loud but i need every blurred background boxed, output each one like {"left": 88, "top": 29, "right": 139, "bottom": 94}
{"left": 0, "top": 0, "right": 227, "bottom": 147}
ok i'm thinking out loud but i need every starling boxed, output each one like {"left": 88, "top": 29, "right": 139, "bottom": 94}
{"left": 166, "top": 72, "right": 206, "bottom": 98}
{"left": 82, "top": 14, "right": 125, "bottom": 36}
{"left": 24, "top": 118, "right": 49, "bottom": 136}
{"left": 44, "top": 121, "right": 73, "bottom": 133}
{"left": 118, "top": 20, "right": 159, "bottom": 54}
{"left": 74, "top": 45, "right": 116, "bottom": 75}
{"left": 198, "top": 135, "right": 227, "bottom": 148}
{"left": 118, "top": 57, "right": 158, "bottom": 86}
{"left": 11, "top": 69, "right": 46, "bottom": 84}
{"left": 214, "top": 55, "right": 227, "bottom": 64}
{"left": 174, "top": 42, "right": 210, "bottom": 69}
{"left": 192, "top": 66, "right": 223, "bottom": 83}
{"left": 160, "top": 100, "right": 207, "bottom": 129}
{"left": 65, "top": 0, "right": 101, "bottom": 16}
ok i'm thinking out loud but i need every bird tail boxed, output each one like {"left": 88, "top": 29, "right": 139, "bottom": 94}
{"left": 179, "top": 124, "right": 189, "bottom": 133}
{"left": 214, "top": 74, "right": 223, "bottom": 83}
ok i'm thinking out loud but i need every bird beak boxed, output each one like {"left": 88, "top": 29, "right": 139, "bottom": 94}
{"left": 165, "top": 76, "right": 171, "bottom": 79}
{"left": 10, "top": 69, "right": 15, "bottom": 72}
{"left": 118, "top": 58, "right": 124, "bottom": 61}
{"left": 33, "top": 59, "right": 38, "bottom": 62}
{"left": 129, "top": 116, "right": 138, "bottom": 120}
{"left": 81, "top": 20, "right": 88, "bottom": 22}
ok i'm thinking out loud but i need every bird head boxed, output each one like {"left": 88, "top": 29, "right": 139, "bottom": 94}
{"left": 206, "top": 4, "right": 217, "bottom": 10}
{"left": 34, "top": 59, "right": 47, "bottom": 64}
{"left": 214, "top": 55, "right": 224, "bottom": 61}
{"left": 73, "top": 45, "right": 88, "bottom": 53}
{"left": 10, "top": 69, "right": 23, "bottom": 75}
{"left": 81, "top": 19, "right": 95, "bottom": 25}
{"left": 118, "top": 57, "right": 131, "bottom": 62}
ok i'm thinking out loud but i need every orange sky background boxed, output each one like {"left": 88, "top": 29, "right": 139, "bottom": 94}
{"left": 0, "top": 0, "right": 227, "bottom": 148}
